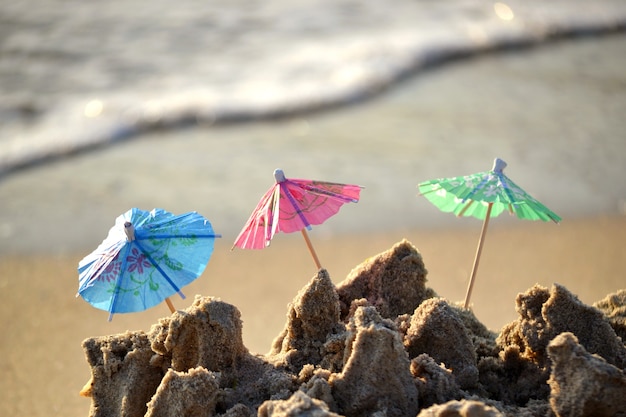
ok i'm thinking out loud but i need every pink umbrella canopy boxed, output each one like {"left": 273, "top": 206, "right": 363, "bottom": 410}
{"left": 233, "top": 169, "right": 363, "bottom": 268}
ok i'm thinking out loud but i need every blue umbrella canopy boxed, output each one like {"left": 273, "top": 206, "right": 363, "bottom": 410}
{"left": 77, "top": 208, "right": 221, "bottom": 320}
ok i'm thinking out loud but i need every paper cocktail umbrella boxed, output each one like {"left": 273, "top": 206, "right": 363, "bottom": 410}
{"left": 77, "top": 208, "right": 221, "bottom": 320}
{"left": 418, "top": 158, "right": 561, "bottom": 308}
{"left": 233, "top": 169, "right": 362, "bottom": 269}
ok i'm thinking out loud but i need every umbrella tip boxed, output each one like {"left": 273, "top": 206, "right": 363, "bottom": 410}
{"left": 493, "top": 158, "right": 507, "bottom": 173}
{"left": 124, "top": 221, "right": 135, "bottom": 241}
{"left": 273, "top": 168, "right": 286, "bottom": 183}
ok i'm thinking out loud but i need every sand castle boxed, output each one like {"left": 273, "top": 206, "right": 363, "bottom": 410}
{"left": 80, "top": 240, "right": 626, "bottom": 417}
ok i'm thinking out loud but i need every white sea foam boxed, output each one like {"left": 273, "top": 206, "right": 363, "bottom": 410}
{"left": 1, "top": 0, "right": 625, "bottom": 176}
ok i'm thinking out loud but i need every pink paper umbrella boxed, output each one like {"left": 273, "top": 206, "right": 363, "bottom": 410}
{"left": 233, "top": 169, "right": 363, "bottom": 269}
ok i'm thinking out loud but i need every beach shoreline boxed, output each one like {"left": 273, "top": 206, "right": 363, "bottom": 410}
{"left": 2, "top": 34, "right": 626, "bottom": 258}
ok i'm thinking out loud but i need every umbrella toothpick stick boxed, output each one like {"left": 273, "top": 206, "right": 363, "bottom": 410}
{"left": 464, "top": 202, "right": 493, "bottom": 309}
{"left": 165, "top": 297, "right": 176, "bottom": 314}
{"left": 301, "top": 228, "right": 322, "bottom": 270}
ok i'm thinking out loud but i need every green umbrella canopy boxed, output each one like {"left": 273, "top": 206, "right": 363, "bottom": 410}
{"left": 418, "top": 158, "right": 561, "bottom": 223}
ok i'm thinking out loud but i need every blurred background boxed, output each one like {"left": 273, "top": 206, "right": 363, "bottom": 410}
{"left": 1, "top": 1, "right": 625, "bottom": 416}
{"left": 1, "top": 0, "right": 625, "bottom": 253}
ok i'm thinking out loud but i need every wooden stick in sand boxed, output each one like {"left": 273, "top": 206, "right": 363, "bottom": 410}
{"left": 165, "top": 297, "right": 176, "bottom": 314}
{"left": 301, "top": 228, "right": 322, "bottom": 270}
{"left": 463, "top": 202, "right": 493, "bottom": 309}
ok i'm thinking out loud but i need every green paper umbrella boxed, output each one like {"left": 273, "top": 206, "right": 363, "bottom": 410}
{"left": 418, "top": 158, "right": 561, "bottom": 308}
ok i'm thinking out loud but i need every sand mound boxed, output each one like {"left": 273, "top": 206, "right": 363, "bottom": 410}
{"left": 593, "top": 289, "right": 626, "bottom": 343}
{"left": 547, "top": 332, "right": 626, "bottom": 417}
{"left": 80, "top": 240, "right": 626, "bottom": 417}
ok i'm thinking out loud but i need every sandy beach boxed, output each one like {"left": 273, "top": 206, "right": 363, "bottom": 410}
{"left": 1, "top": 32, "right": 625, "bottom": 416}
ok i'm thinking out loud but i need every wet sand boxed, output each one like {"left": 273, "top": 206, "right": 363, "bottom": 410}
{"left": 1, "top": 214, "right": 625, "bottom": 416}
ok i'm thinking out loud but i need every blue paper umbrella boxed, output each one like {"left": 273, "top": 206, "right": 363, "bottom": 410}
{"left": 77, "top": 208, "right": 221, "bottom": 320}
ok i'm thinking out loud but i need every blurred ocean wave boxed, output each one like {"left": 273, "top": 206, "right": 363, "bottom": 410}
{"left": 1, "top": 0, "right": 626, "bottom": 176}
